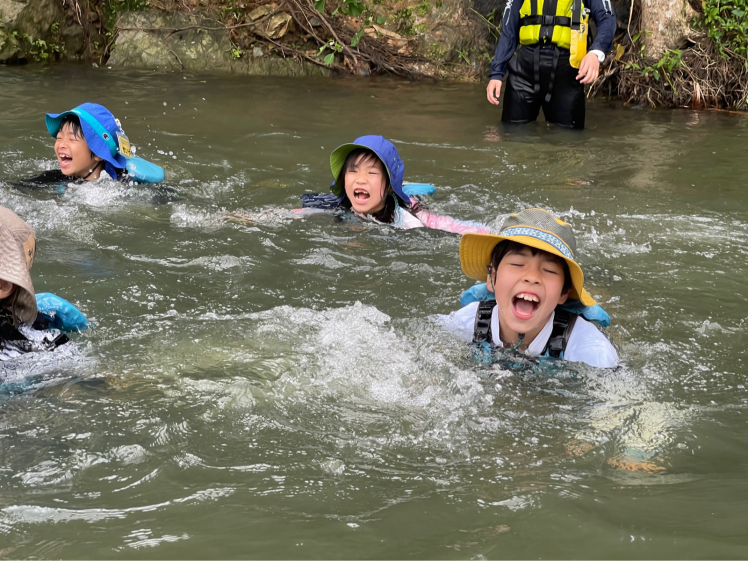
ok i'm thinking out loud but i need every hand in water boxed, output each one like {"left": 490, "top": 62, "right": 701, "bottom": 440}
{"left": 576, "top": 53, "right": 600, "bottom": 84}
{"left": 486, "top": 79, "right": 503, "bottom": 105}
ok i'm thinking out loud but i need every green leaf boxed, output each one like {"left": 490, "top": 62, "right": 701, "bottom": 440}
{"left": 653, "top": 69, "right": 660, "bottom": 80}
{"left": 347, "top": 3, "right": 364, "bottom": 16}
{"left": 324, "top": 52, "right": 334, "bottom": 65}
{"left": 351, "top": 28, "right": 365, "bottom": 47}
{"left": 375, "top": 15, "right": 386, "bottom": 24}
{"left": 314, "top": 0, "right": 325, "bottom": 12}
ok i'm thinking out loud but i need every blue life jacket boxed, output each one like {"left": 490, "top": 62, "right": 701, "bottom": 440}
{"left": 124, "top": 157, "right": 165, "bottom": 184}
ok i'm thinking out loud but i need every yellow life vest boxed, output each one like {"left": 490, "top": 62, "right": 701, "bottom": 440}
{"left": 518, "top": 0, "right": 575, "bottom": 50}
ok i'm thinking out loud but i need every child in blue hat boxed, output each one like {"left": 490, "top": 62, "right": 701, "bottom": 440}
{"left": 46, "top": 103, "right": 129, "bottom": 181}
{"left": 233, "top": 135, "right": 489, "bottom": 234}
{"left": 20, "top": 103, "right": 164, "bottom": 188}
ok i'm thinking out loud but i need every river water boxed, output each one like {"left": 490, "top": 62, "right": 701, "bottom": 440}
{"left": 0, "top": 63, "right": 746, "bottom": 559}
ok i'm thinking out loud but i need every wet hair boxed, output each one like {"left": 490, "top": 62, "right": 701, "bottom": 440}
{"left": 336, "top": 148, "right": 409, "bottom": 224}
{"left": 489, "top": 240, "right": 572, "bottom": 292}
{"left": 57, "top": 115, "right": 84, "bottom": 139}
{"left": 0, "top": 286, "right": 20, "bottom": 328}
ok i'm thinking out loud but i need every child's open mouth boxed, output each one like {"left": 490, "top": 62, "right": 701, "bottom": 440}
{"left": 353, "top": 189, "right": 370, "bottom": 202}
{"left": 512, "top": 292, "right": 540, "bottom": 319}
{"left": 58, "top": 154, "right": 73, "bottom": 168}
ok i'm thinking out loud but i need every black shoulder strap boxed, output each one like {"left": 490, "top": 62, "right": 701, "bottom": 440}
{"left": 0, "top": 319, "right": 27, "bottom": 343}
{"left": 571, "top": 0, "right": 588, "bottom": 28}
{"left": 544, "top": 308, "right": 578, "bottom": 358}
{"left": 472, "top": 300, "right": 497, "bottom": 345}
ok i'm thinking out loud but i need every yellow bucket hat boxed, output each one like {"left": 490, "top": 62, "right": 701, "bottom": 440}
{"left": 460, "top": 208, "right": 596, "bottom": 306}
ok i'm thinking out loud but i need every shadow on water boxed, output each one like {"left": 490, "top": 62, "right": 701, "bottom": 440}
{"left": 0, "top": 63, "right": 746, "bottom": 559}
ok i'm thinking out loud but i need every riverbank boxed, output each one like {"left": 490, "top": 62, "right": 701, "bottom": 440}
{"left": 1, "top": 0, "right": 746, "bottom": 109}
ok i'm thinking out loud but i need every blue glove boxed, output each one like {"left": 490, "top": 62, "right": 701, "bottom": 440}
{"left": 558, "top": 300, "right": 611, "bottom": 327}
{"left": 460, "top": 283, "right": 611, "bottom": 327}
{"left": 36, "top": 293, "right": 89, "bottom": 332}
{"left": 460, "top": 283, "right": 494, "bottom": 306}
{"left": 402, "top": 183, "right": 436, "bottom": 196}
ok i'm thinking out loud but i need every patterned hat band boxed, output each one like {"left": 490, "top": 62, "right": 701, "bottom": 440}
{"left": 500, "top": 226, "right": 575, "bottom": 260}
{"left": 73, "top": 108, "right": 120, "bottom": 158}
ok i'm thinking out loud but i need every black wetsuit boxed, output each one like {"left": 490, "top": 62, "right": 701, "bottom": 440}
{"left": 14, "top": 169, "right": 125, "bottom": 191}
{"left": 489, "top": 0, "right": 616, "bottom": 129}
{"left": 12, "top": 170, "right": 179, "bottom": 203}
{"left": 0, "top": 307, "right": 69, "bottom": 361}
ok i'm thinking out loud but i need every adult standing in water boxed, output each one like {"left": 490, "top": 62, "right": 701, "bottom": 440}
{"left": 486, "top": 0, "right": 616, "bottom": 129}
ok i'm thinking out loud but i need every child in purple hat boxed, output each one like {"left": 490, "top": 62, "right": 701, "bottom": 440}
{"left": 233, "top": 135, "right": 489, "bottom": 234}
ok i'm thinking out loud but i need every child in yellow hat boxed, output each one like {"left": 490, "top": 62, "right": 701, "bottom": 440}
{"left": 445, "top": 208, "right": 617, "bottom": 368}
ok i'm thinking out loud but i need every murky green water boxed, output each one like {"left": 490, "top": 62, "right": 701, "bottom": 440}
{"left": 1, "top": 63, "right": 746, "bottom": 559}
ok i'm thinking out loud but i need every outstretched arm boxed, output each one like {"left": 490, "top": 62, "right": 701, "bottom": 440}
{"left": 412, "top": 205, "right": 491, "bottom": 235}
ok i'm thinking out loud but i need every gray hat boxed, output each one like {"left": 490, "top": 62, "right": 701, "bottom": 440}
{"left": 0, "top": 206, "right": 37, "bottom": 324}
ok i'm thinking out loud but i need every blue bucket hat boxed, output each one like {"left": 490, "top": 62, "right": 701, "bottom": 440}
{"left": 329, "top": 135, "right": 407, "bottom": 204}
{"left": 45, "top": 103, "right": 128, "bottom": 178}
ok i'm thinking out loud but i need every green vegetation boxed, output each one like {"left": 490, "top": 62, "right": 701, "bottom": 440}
{"left": 624, "top": 32, "right": 683, "bottom": 86}
{"left": 392, "top": 7, "right": 414, "bottom": 35}
{"left": 314, "top": 0, "right": 365, "bottom": 16}
{"left": 317, "top": 38, "right": 343, "bottom": 65}
{"left": 103, "top": 0, "right": 149, "bottom": 39}
{"left": 14, "top": 30, "right": 64, "bottom": 61}
{"left": 695, "top": 0, "right": 748, "bottom": 63}
{"left": 415, "top": 0, "right": 430, "bottom": 16}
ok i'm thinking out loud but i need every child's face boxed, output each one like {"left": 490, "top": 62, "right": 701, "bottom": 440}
{"left": 0, "top": 280, "right": 15, "bottom": 300}
{"left": 344, "top": 154, "right": 388, "bottom": 215}
{"left": 489, "top": 246, "right": 570, "bottom": 345}
{"left": 54, "top": 122, "right": 102, "bottom": 178}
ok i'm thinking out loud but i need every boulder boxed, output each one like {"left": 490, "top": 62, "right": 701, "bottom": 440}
{"left": 108, "top": 11, "right": 329, "bottom": 77}
{"left": 0, "top": 0, "right": 87, "bottom": 63}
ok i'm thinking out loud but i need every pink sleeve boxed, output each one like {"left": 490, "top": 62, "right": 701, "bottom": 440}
{"left": 413, "top": 208, "right": 490, "bottom": 235}
{"left": 290, "top": 208, "right": 327, "bottom": 216}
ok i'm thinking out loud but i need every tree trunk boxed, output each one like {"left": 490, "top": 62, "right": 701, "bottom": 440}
{"left": 640, "top": 0, "right": 696, "bottom": 58}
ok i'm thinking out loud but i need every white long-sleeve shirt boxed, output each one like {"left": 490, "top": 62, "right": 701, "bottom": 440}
{"left": 439, "top": 301, "right": 619, "bottom": 368}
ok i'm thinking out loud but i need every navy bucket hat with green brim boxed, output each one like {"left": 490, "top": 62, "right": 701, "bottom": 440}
{"left": 45, "top": 103, "right": 128, "bottom": 178}
{"left": 329, "top": 135, "right": 407, "bottom": 204}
